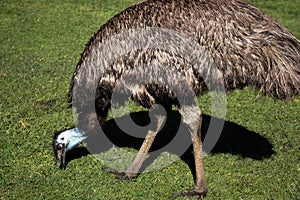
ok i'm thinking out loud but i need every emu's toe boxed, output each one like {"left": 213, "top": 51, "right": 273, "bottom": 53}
{"left": 102, "top": 167, "right": 138, "bottom": 180}
{"left": 174, "top": 188, "right": 207, "bottom": 199}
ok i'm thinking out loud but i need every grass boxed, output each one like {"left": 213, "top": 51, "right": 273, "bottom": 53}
{"left": 0, "top": 0, "right": 299, "bottom": 199}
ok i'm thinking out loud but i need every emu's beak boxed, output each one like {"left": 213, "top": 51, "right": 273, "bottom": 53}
{"left": 54, "top": 142, "right": 67, "bottom": 169}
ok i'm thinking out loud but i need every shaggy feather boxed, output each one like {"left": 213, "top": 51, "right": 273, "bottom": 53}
{"left": 69, "top": 0, "right": 299, "bottom": 125}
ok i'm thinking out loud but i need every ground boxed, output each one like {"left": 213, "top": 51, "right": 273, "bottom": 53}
{"left": 0, "top": 0, "right": 299, "bottom": 199}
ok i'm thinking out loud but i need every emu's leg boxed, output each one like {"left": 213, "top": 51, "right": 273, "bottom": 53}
{"left": 104, "top": 107, "right": 166, "bottom": 179}
{"left": 123, "top": 113, "right": 165, "bottom": 179}
{"left": 178, "top": 105, "right": 207, "bottom": 198}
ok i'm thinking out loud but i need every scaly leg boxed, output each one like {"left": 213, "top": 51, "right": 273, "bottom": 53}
{"left": 104, "top": 108, "right": 166, "bottom": 179}
{"left": 177, "top": 105, "right": 207, "bottom": 198}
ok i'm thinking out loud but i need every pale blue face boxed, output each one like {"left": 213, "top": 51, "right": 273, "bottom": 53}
{"left": 53, "top": 128, "right": 87, "bottom": 169}
{"left": 56, "top": 128, "right": 87, "bottom": 151}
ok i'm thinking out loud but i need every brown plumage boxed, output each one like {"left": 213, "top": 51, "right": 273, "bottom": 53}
{"left": 67, "top": 0, "right": 299, "bottom": 198}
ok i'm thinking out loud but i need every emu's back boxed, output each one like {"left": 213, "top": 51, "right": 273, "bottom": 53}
{"left": 70, "top": 0, "right": 300, "bottom": 116}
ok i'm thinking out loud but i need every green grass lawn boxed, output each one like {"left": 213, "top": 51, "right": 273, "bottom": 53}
{"left": 1, "top": 0, "right": 299, "bottom": 199}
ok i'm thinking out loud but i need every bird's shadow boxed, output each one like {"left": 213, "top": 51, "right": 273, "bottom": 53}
{"left": 64, "top": 110, "right": 274, "bottom": 180}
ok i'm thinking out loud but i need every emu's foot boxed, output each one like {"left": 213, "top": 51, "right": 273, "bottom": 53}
{"left": 102, "top": 167, "right": 138, "bottom": 180}
{"left": 174, "top": 188, "right": 207, "bottom": 199}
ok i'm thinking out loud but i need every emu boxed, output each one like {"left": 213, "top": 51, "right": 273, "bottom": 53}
{"left": 53, "top": 0, "right": 300, "bottom": 198}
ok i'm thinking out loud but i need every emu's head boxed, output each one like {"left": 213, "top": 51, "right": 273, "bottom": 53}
{"left": 52, "top": 128, "right": 87, "bottom": 169}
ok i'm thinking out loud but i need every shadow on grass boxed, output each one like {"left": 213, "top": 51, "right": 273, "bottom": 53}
{"left": 64, "top": 110, "right": 274, "bottom": 180}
